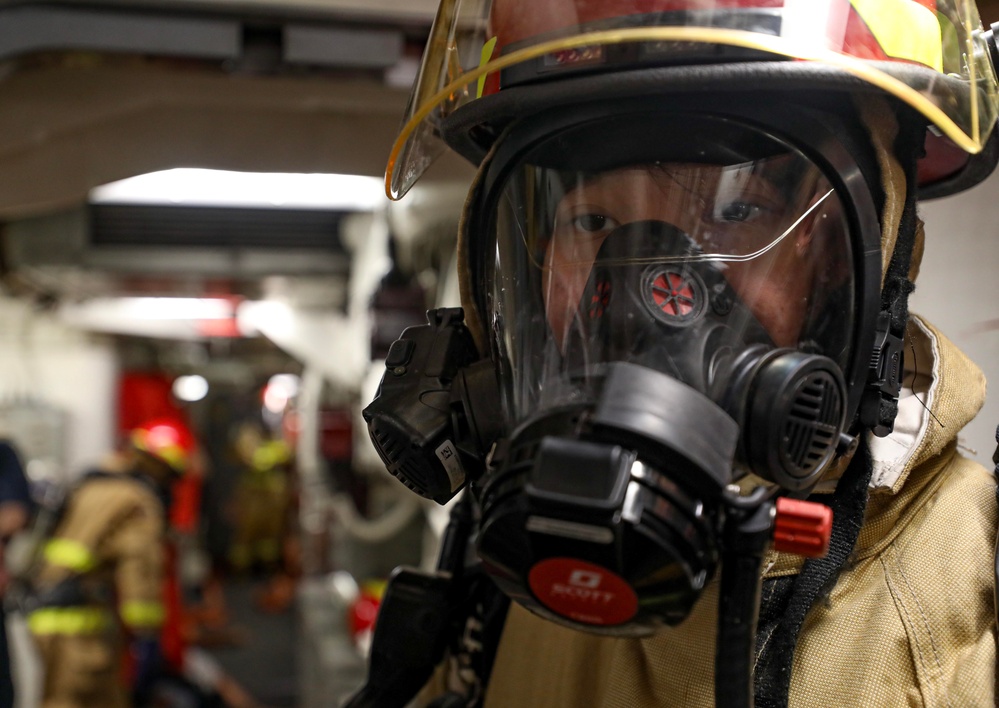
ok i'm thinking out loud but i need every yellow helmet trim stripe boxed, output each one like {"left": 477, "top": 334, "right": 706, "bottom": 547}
{"left": 386, "top": 26, "right": 985, "bottom": 200}
{"left": 477, "top": 36, "right": 499, "bottom": 99}
{"left": 154, "top": 443, "right": 187, "bottom": 472}
{"left": 28, "top": 607, "right": 109, "bottom": 635}
{"left": 133, "top": 433, "right": 187, "bottom": 472}
{"left": 43, "top": 538, "right": 96, "bottom": 573}
{"left": 850, "top": 0, "right": 943, "bottom": 72}
{"left": 120, "top": 600, "right": 166, "bottom": 629}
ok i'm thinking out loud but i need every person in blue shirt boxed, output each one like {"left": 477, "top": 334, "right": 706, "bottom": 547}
{"left": 0, "top": 441, "right": 32, "bottom": 707}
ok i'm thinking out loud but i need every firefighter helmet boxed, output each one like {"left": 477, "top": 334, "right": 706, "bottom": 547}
{"left": 130, "top": 418, "right": 195, "bottom": 475}
{"left": 387, "top": 0, "right": 999, "bottom": 201}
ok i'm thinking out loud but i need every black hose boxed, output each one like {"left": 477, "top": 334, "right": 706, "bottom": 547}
{"left": 342, "top": 494, "right": 476, "bottom": 708}
{"left": 715, "top": 503, "right": 773, "bottom": 708}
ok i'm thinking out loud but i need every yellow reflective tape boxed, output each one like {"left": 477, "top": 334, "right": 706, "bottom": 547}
{"left": 43, "top": 538, "right": 96, "bottom": 573}
{"left": 849, "top": 0, "right": 943, "bottom": 72}
{"left": 361, "top": 579, "right": 387, "bottom": 601}
{"left": 477, "top": 36, "right": 498, "bottom": 99}
{"left": 120, "top": 600, "right": 166, "bottom": 629}
{"left": 251, "top": 441, "right": 290, "bottom": 472}
{"left": 27, "top": 607, "right": 109, "bottom": 635}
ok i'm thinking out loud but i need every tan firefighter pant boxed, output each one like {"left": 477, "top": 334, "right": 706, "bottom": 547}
{"left": 31, "top": 629, "right": 129, "bottom": 708}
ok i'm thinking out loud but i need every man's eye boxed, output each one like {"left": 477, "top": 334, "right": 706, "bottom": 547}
{"left": 716, "top": 201, "right": 763, "bottom": 223}
{"left": 572, "top": 214, "right": 615, "bottom": 233}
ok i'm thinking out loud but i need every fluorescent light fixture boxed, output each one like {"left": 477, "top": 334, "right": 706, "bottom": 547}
{"left": 90, "top": 168, "right": 386, "bottom": 210}
{"left": 236, "top": 300, "right": 295, "bottom": 339}
{"left": 59, "top": 297, "right": 241, "bottom": 340}
{"left": 121, "top": 297, "right": 236, "bottom": 320}
{"left": 173, "top": 375, "right": 209, "bottom": 403}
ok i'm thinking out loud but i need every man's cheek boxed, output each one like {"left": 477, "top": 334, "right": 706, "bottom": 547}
{"left": 719, "top": 265, "right": 784, "bottom": 342}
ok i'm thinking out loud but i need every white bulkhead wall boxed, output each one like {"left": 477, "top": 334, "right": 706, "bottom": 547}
{"left": 0, "top": 297, "right": 117, "bottom": 481}
{"left": 914, "top": 169, "right": 999, "bottom": 468}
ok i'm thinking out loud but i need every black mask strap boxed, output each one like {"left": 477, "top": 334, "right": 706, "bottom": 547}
{"left": 753, "top": 439, "right": 874, "bottom": 707}
{"left": 859, "top": 109, "right": 925, "bottom": 436}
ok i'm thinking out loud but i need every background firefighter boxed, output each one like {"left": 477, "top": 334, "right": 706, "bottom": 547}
{"left": 26, "top": 417, "right": 193, "bottom": 708}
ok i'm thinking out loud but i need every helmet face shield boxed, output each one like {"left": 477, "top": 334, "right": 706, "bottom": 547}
{"left": 483, "top": 115, "right": 856, "bottom": 440}
{"left": 387, "top": 0, "right": 998, "bottom": 199}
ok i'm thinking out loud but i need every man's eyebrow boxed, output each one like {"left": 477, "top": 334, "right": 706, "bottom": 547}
{"left": 556, "top": 172, "right": 623, "bottom": 204}
{"left": 570, "top": 171, "right": 623, "bottom": 191}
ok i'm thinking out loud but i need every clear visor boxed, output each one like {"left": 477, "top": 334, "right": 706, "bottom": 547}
{"left": 485, "top": 119, "right": 856, "bottom": 428}
{"left": 388, "top": 0, "right": 998, "bottom": 199}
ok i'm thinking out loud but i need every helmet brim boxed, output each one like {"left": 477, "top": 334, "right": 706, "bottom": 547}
{"left": 440, "top": 61, "right": 997, "bottom": 200}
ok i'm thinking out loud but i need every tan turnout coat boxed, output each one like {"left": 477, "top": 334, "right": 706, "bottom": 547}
{"left": 29, "top": 470, "right": 166, "bottom": 708}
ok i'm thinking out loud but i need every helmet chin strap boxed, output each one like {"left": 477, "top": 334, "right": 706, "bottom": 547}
{"left": 856, "top": 98, "right": 924, "bottom": 438}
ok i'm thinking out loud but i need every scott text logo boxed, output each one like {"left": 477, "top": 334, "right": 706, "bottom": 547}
{"left": 568, "top": 569, "right": 602, "bottom": 589}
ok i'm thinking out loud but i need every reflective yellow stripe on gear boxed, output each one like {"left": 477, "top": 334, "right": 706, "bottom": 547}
{"left": 120, "top": 600, "right": 166, "bottom": 629}
{"left": 27, "top": 607, "right": 109, "bottom": 635}
{"left": 850, "top": 0, "right": 943, "bottom": 71}
{"left": 251, "top": 440, "right": 290, "bottom": 472}
{"left": 43, "top": 538, "right": 96, "bottom": 573}
{"left": 154, "top": 443, "right": 187, "bottom": 473}
{"left": 477, "top": 36, "right": 498, "bottom": 98}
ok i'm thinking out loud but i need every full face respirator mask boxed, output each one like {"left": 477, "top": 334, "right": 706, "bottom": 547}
{"left": 473, "top": 213, "right": 851, "bottom": 632}
{"left": 363, "top": 102, "right": 889, "bottom": 646}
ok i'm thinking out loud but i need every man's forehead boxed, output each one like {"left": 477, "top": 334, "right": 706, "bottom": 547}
{"left": 522, "top": 112, "right": 798, "bottom": 173}
{"left": 565, "top": 156, "right": 796, "bottom": 190}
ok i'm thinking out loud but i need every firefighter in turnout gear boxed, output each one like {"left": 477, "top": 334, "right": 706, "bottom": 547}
{"left": 229, "top": 422, "right": 292, "bottom": 576}
{"left": 351, "top": 1, "right": 999, "bottom": 707}
{"left": 28, "top": 418, "right": 194, "bottom": 708}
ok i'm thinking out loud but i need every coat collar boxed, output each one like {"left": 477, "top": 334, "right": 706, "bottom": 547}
{"left": 764, "top": 313, "right": 985, "bottom": 578}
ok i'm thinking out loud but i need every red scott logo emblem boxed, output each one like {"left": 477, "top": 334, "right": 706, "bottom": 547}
{"left": 528, "top": 558, "right": 638, "bottom": 626}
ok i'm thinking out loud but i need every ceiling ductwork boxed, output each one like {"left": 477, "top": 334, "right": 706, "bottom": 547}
{"left": 0, "top": 0, "right": 473, "bottom": 305}
{"left": 0, "top": 0, "right": 473, "bottom": 221}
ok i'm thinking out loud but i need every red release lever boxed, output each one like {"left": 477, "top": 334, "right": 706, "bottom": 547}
{"left": 773, "top": 497, "right": 833, "bottom": 558}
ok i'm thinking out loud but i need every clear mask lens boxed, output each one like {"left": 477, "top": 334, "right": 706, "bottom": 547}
{"left": 485, "top": 117, "right": 856, "bottom": 425}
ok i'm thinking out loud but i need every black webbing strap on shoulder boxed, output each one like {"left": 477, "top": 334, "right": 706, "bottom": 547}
{"left": 346, "top": 490, "right": 510, "bottom": 708}
{"left": 427, "top": 570, "right": 510, "bottom": 708}
{"left": 753, "top": 440, "right": 874, "bottom": 708}
{"left": 860, "top": 111, "right": 924, "bottom": 438}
